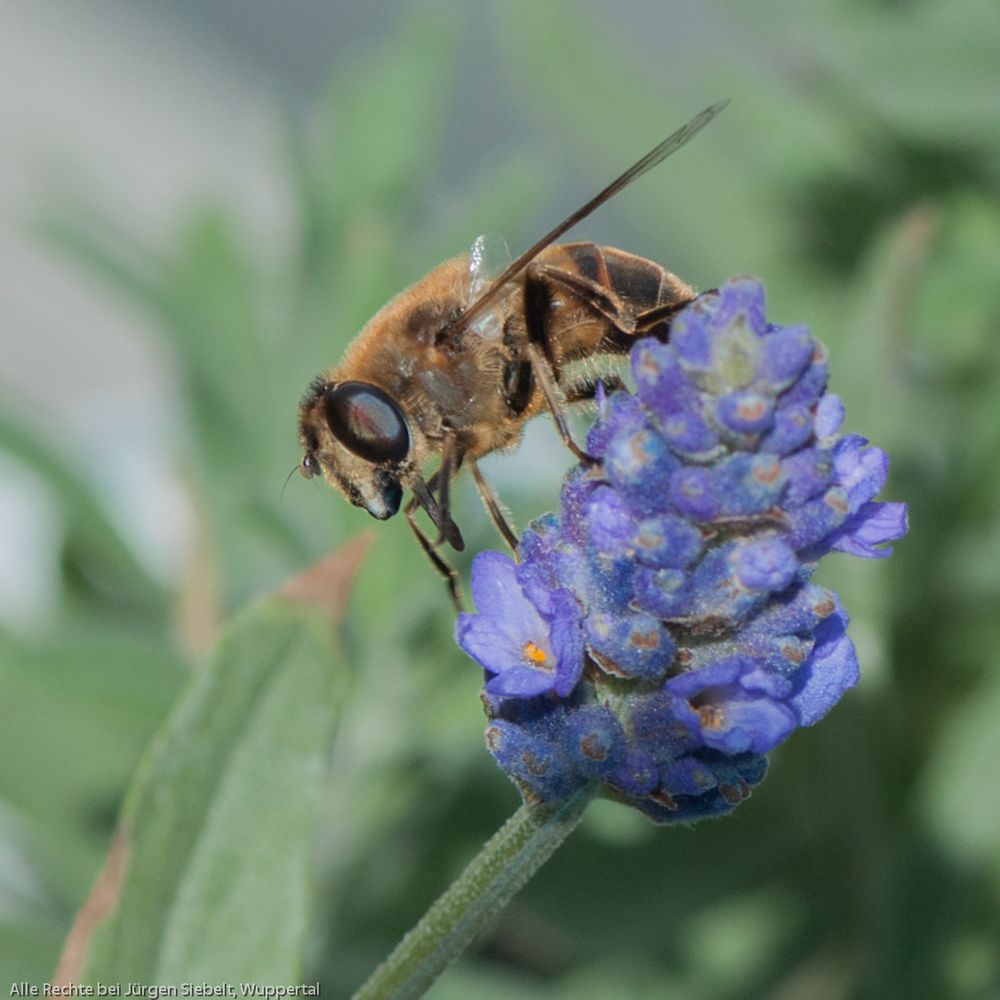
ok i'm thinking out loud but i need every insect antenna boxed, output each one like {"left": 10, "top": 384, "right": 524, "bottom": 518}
{"left": 280, "top": 463, "right": 301, "bottom": 502}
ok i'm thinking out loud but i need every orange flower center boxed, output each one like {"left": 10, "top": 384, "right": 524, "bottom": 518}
{"left": 522, "top": 641, "right": 548, "bottom": 665}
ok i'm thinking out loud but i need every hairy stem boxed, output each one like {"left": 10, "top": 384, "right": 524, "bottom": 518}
{"left": 352, "top": 786, "right": 595, "bottom": 1000}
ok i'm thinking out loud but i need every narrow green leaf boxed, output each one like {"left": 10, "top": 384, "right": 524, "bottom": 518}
{"left": 31, "top": 209, "right": 175, "bottom": 326}
{"left": 73, "top": 544, "right": 366, "bottom": 985}
{"left": 0, "top": 410, "right": 166, "bottom": 618}
{"left": 320, "top": 5, "right": 463, "bottom": 214}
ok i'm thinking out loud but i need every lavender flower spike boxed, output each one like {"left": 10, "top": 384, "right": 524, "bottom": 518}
{"left": 456, "top": 277, "right": 908, "bottom": 824}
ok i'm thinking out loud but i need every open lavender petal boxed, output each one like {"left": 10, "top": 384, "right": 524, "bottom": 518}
{"left": 456, "top": 277, "right": 908, "bottom": 824}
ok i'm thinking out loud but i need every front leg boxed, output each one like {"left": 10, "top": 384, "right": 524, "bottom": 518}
{"left": 433, "top": 429, "right": 464, "bottom": 549}
{"left": 408, "top": 454, "right": 464, "bottom": 552}
{"left": 404, "top": 495, "right": 464, "bottom": 611}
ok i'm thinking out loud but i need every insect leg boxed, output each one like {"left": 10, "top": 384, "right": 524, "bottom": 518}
{"left": 533, "top": 264, "right": 636, "bottom": 336}
{"left": 434, "top": 430, "right": 465, "bottom": 548}
{"left": 634, "top": 296, "right": 697, "bottom": 338}
{"left": 410, "top": 472, "right": 464, "bottom": 551}
{"left": 468, "top": 458, "right": 519, "bottom": 551}
{"left": 523, "top": 267, "right": 594, "bottom": 463}
{"left": 405, "top": 495, "right": 465, "bottom": 611}
{"left": 525, "top": 342, "right": 593, "bottom": 462}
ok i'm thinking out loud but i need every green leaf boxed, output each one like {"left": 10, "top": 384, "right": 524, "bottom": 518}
{"left": 288, "top": 3, "right": 465, "bottom": 345}
{"left": 917, "top": 661, "right": 1000, "bottom": 868}
{"left": 75, "top": 546, "right": 364, "bottom": 985}
{"left": 815, "top": 0, "right": 1000, "bottom": 144}
{"left": 0, "top": 626, "right": 185, "bottom": 892}
{"left": 0, "top": 410, "right": 167, "bottom": 620}
{"left": 319, "top": 5, "right": 463, "bottom": 216}
{"left": 908, "top": 193, "right": 1000, "bottom": 371}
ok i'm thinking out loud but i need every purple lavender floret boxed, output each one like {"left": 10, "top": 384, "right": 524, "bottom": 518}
{"left": 455, "top": 277, "right": 908, "bottom": 823}
{"left": 455, "top": 550, "right": 584, "bottom": 699}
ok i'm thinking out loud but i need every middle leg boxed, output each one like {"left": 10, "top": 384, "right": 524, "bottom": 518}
{"left": 522, "top": 267, "right": 594, "bottom": 463}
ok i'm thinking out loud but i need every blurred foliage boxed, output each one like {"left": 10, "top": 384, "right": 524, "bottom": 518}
{"left": 80, "top": 587, "right": 355, "bottom": 985}
{"left": 2, "top": 1, "right": 999, "bottom": 998}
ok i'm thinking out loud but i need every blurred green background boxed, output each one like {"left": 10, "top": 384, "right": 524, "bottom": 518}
{"left": 2, "top": 0, "right": 999, "bottom": 997}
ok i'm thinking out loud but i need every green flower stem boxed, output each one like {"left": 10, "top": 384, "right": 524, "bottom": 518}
{"left": 352, "top": 785, "right": 595, "bottom": 1000}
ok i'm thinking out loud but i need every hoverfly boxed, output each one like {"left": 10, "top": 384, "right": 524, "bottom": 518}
{"left": 298, "top": 101, "right": 728, "bottom": 607}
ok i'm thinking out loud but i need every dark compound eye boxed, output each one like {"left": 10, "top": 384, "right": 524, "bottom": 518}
{"left": 323, "top": 382, "right": 411, "bottom": 464}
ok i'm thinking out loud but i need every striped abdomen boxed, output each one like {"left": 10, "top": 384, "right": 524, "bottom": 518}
{"left": 536, "top": 241, "right": 695, "bottom": 362}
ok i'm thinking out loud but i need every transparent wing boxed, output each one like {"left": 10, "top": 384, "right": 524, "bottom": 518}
{"left": 466, "top": 233, "right": 512, "bottom": 340}
{"left": 451, "top": 99, "right": 730, "bottom": 338}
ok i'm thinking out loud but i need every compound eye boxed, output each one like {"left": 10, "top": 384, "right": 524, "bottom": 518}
{"left": 323, "top": 382, "right": 410, "bottom": 464}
